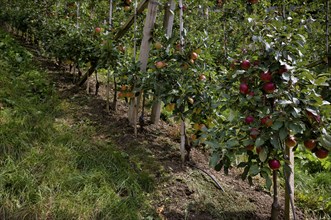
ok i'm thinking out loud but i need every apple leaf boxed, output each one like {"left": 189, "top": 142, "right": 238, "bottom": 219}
{"left": 241, "top": 166, "right": 249, "bottom": 181}
{"left": 243, "top": 139, "right": 254, "bottom": 146}
{"left": 259, "top": 147, "right": 268, "bottom": 162}
{"left": 255, "top": 137, "right": 265, "bottom": 147}
{"left": 209, "top": 153, "right": 220, "bottom": 168}
{"left": 226, "top": 139, "right": 239, "bottom": 148}
{"left": 270, "top": 135, "right": 281, "bottom": 149}
{"left": 261, "top": 170, "right": 272, "bottom": 191}
{"left": 279, "top": 127, "right": 288, "bottom": 141}
{"left": 249, "top": 164, "right": 260, "bottom": 176}
{"left": 271, "top": 121, "right": 283, "bottom": 130}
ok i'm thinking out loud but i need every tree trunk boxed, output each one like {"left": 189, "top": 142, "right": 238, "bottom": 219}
{"left": 271, "top": 170, "right": 281, "bottom": 220}
{"left": 78, "top": 64, "right": 97, "bottom": 87}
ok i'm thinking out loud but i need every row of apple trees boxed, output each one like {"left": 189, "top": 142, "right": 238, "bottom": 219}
{"left": 0, "top": 0, "right": 330, "bottom": 216}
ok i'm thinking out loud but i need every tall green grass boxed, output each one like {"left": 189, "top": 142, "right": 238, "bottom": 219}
{"left": 295, "top": 151, "right": 331, "bottom": 219}
{"left": 0, "top": 30, "right": 154, "bottom": 219}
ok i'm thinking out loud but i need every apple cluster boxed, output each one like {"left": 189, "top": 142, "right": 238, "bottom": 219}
{"left": 234, "top": 58, "right": 329, "bottom": 171}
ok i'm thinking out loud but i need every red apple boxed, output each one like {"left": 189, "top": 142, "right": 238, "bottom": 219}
{"left": 315, "top": 148, "right": 329, "bottom": 159}
{"left": 250, "top": 128, "right": 260, "bottom": 139}
{"left": 95, "top": 27, "right": 102, "bottom": 33}
{"left": 268, "top": 159, "right": 281, "bottom": 170}
{"left": 199, "top": 74, "right": 206, "bottom": 81}
{"left": 304, "top": 139, "right": 317, "bottom": 150}
{"left": 260, "top": 71, "right": 272, "bottom": 82}
{"left": 240, "top": 83, "right": 249, "bottom": 94}
{"left": 263, "top": 82, "right": 276, "bottom": 93}
{"left": 278, "top": 65, "right": 288, "bottom": 74}
{"left": 248, "top": 91, "right": 255, "bottom": 97}
{"left": 191, "top": 52, "right": 198, "bottom": 60}
{"left": 241, "top": 60, "right": 251, "bottom": 70}
{"left": 245, "top": 115, "right": 255, "bottom": 124}
{"left": 285, "top": 135, "right": 297, "bottom": 148}
{"left": 155, "top": 61, "right": 166, "bottom": 69}
{"left": 261, "top": 116, "right": 272, "bottom": 127}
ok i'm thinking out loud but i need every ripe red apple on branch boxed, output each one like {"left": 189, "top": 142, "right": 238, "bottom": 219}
{"left": 261, "top": 116, "right": 272, "bottom": 127}
{"left": 95, "top": 27, "right": 102, "bottom": 33}
{"left": 191, "top": 52, "right": 198, "bottom": 60}
{"left": 199, "top": 74, "right": 206, "bottom": 81}
{"left": 315, "top": 147, "right": 329, "bottom": 159}
{"left": 304, "top": 139, "right": 317, "bottom": 150}
{"left": 285, "top": 135, "right": 297, "bottom": 148}
{"left": 241, "top": 60, "right": 251, "bottom": 70}
{"left": 260, "top": 71, "right": 272, "bottom": 82}
{"left": 268, "top": 159, "right": 281, "bottom": 170}
{"left": 240, "top": 83, "right": 249, "bottom": 94}
{"left": 245, "top": 115, "right": 254, "bottom": 124}
{"left": 155, "top": 61, "right": 166, "bottom": 69}
{"left": 263, "top": 82, "right": 276, "bottom": 93}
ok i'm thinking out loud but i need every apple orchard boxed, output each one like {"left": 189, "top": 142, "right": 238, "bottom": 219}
{"left": 0, "top": 0, "right": 330, "bottom": 219}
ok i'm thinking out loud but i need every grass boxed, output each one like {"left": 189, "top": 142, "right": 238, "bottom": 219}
{"left": 295, "top": 153, "right": 331, "bottom": 219}
{"left": 0, "top": 29, "right": 155, "bottom": 219}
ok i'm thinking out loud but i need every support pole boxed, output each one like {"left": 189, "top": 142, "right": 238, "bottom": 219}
{"left": 128, "top": 0, "right": 159, "bottom": 136}
{"left": 151, "top": 0, "right": 175, "bottom": 124}
{"left": 179, "top": 0, "right": 186, "bottom": 163}
{"left": 285, "top": 146, "right": 295, "bottom": 220}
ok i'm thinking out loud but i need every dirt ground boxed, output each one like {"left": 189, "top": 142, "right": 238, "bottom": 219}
{"left": 21, "top": 37, "right": 314, "bottom": 220}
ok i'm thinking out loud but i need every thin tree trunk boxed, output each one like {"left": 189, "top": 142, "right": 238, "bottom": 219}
{"left": 78, "top": 64, "right": 97, "bottom": 86}
{"left": 271, "top": 170, "right": 281, "bottom": 220}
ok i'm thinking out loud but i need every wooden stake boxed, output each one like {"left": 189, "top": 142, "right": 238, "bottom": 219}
{"left": 150, "top": 0, "right": 175, "bottom": 124}
{"left": 178, "top": 0, "right": 186, "bottom": 163}
{"left": 180, "top": 119, "right": 186, "bottom": 163}
{"left": 285, "top": 146, "right": 295, "bottom": 220}
{"left": 129, "top": 0, "right": 159, "bottom": 136}
{"left": 106, "top": 69, "right": 111, "bottom": 112}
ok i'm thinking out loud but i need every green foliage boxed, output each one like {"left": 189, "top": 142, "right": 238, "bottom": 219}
{"left": 0, "top": 0, "right": 330, "bottom": 217}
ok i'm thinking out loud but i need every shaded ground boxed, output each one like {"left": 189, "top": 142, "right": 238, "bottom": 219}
{"left": 20, "top": 38, "right": 312, "bottom": 220}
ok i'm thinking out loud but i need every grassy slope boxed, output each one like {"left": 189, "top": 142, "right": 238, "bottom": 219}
{"left": 0, "top": 30, "right": 154, "bottom": 220}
